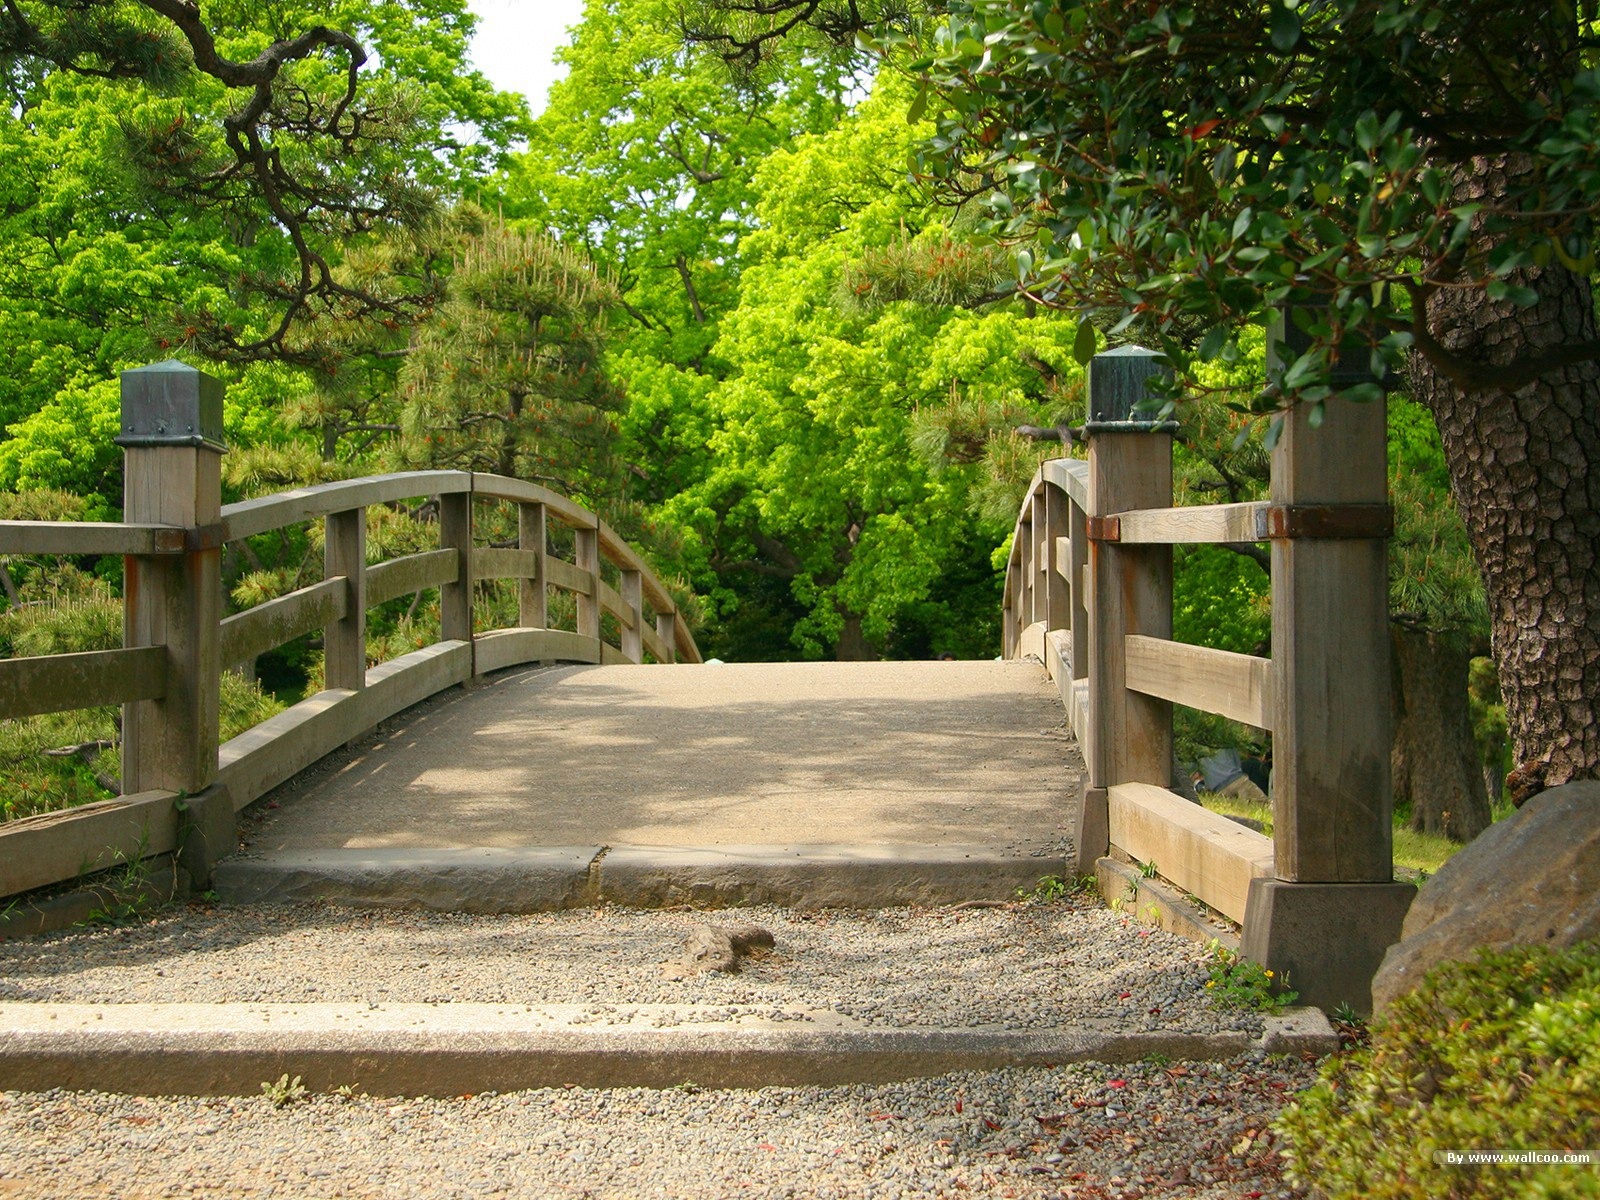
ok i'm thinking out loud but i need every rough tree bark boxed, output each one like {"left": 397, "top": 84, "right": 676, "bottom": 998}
{"left": 1390, "top": 625, "right": 1491, "bottom": 841}
{"left": 1409, "top": 162, "right": 1600, "bottom": 804}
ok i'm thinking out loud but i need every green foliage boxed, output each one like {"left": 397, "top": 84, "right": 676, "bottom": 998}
{"left": 1015, "top": 874, "right": 1093, "bottom": 902}
{"left": 260, "top": 1073, "right": 309, "bottom": 1108}
{"left": 914, "top": 1, "right": 1600, "bottom": 403}
{"left": 1278, "top": 944, "right": 1600, "bottom": 1199}
{"left": 1172, "top": 546, "right": 1269, "bottom": 655}
{"left": 1204, "top": 942, "right": 1298, "bottom": 1013}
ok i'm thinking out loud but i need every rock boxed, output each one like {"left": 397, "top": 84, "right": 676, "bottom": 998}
{"left": 1372, "top": 782, "right": 1600, "bottom": 1011}
{"left": 660, "top": 922, "right": 776, "bottom": 980}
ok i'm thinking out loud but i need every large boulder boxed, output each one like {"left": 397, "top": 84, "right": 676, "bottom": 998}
{"left": 1372, "top": 782, "right": 1600, "bottom": 1011}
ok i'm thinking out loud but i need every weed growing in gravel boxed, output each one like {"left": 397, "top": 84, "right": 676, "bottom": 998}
{"left": 1016, "top": 874, "right": 1094, "bottom": 903}
{"left": 1203, "top": 942, "right": 1298, "bottom": 1013}
{"left": 80, "top": 829, "right": 168, "bottom": 925}
{"left": 261, "top": 1074, "right": 308, "bottom": 1107}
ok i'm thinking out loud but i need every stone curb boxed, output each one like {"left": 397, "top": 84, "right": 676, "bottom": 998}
{"left": 213, "top": 845, "right": 1067, "bottom": 913}
{"left": 0, "top": 1002, "right": 1269, "bottom": 1096}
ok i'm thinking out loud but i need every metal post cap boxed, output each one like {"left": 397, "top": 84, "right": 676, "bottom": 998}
{"left": 1086, "top": 345, "right": 1177, "bottom": 430}
{"left": 117, "top": 360, "right": 226, "bottom": 451}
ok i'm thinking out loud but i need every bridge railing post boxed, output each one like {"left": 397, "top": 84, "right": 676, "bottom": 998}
{"left": 518, "top": 501, "right": 548, "bottom": 630}
{"left": 1072, "top": 347, "right": 1175, "bottom": 878}
{"left": 323, "top": 507, "right": 366, "bottom": 692}
{"left": 655, "top": 610, "right": 678, "bottom": 664}
{"left": 575, "top": 518, "right": 601, "bottom": 646}
{"left": 1241, "top": 301, "right": 1415, "bottom": 1009}
{"left": 439, "top": 486, "right": 474, "bottom": 667}
{"left": 621, "top": 569, "right": 644, "bottom": 663}
{"left": 118, "top": 361, "right": 225, "bottom": 798}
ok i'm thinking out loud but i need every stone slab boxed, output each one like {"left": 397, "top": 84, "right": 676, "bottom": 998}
{"left": 596, "top": 844, "right": 1065, "bottom": 910}
{"left": 212, "top": 847, "right": 603, "bottom": 913}
{"left": 0, "top": 1002, "right": 1252, "bottom": 1095}
{"left": 1259, "top": 1007, "right": 1339, "bottom": 1057}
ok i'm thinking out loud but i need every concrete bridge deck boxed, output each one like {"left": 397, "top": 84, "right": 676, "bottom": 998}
{"left": 215, "top": 659, "right": 1081, "bottom": 911}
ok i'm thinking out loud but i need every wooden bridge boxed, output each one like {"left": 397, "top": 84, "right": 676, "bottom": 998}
{"left": 0, "top": 345, "right": 1414, "bottom": 1011}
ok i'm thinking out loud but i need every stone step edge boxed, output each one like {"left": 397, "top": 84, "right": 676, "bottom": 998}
{"left": 212, "top": 844, "right": 1073, "bottom": 912}
{"left": 0, "top": 1002, "right": 1335, "bottom": 1095}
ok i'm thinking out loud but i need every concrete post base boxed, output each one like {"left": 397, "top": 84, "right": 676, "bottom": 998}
{"left": 1071, "top": 780, "right": 1108, "bottom": 879}
{"left": 1240, "top": 878, "right": 1416, "bottom": 1014}
{"left": 177, "top": 784, "right": 236, "bottom": 890}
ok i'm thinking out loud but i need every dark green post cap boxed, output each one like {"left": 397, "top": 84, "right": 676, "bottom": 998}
{"left": 117, "top": 360, "right": 226, "bottom": 452}
{"left": 1086, "top": 345, "right": 1177, "bottom": 431}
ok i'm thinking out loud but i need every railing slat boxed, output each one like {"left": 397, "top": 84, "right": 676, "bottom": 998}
{"left": 596, "top": 578, "right": 636, "bottom": 630}
{"left": 0, "top": 646, "right": 166, "bottom": 719}
{"left": 365, "top": 548, "right": 458, "bottom": 608}
{"left": 221, "top": 471, "right": 472, "bottom": 542}
{"left": 544, "top": 556, "right": 593, "bottom": 597}
{"left": 0, "top": 521, "right": 185, "bottom": 557}
{"left": 220, "top": 579, "right": 347, "bottom": 668}
{"left": 1107, "top": 782, "right": 1274, "bottom": 923}
{"left": 1123, "top": 634, "right": 1274, "bottom": 731}
{"left": 1114, "top": 501, "right": 1270, "bottom": 545}
{"left": 472, "top": 547, "right": 540, "bottom": 582}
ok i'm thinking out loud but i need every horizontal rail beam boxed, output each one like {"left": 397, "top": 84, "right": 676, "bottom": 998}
{"left": 221, "top": 472, "right": 472, "bottom": 542}
{"left": 1124, "top": 635, "right": 1275, "bottom": 731}
{"left": 0, "top": 790, "right": 180, "bottom": 897}
{"left": 220, "top": 579, "right": 346, "bottom": 668}
{"left": 1041, "top": 458, "right": 1089, "bottom": 510}
{"left": 365, "top": 549, "right": 459, "bottom": 608}
{"left": 1108, "top": 782, "right": 1275, "bottom": 924}
{"left": 472, "top": 547, "right": 539, "bottom": 583}
{"left": 0, "top": 646, "right": 167, "bottom": 719}
{"left": 468, "top": 475, "right": 595, "bottom": 532}
{"left": 596, "top": 579, "right": 636, "bottom": 630}
{"left": 544, "top": 556, "right": 593, "bottom": 597}
{"left": 1114, "top": 502, "right": 1269, "bottom": 545}
{"left": 472, "top": 628, "right": 602, "bottom": 674}
{"left": 0, "top": 521, "right": 192, "bottom": 557}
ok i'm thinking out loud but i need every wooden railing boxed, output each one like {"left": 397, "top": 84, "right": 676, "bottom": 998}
{"left": 1005, "top": 343, "right": 1415, "bottom": 1011}
{"left": 0, "top": 362, "right": 699, "bottom": 905}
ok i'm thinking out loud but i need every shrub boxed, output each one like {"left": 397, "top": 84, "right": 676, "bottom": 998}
{"left": 1277, "top": 943, "right": 1600, "bottom": 1199}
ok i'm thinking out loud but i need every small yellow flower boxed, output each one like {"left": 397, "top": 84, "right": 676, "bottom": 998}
{"left": 1266, "top": 970, "right": 1275, "bottom": 978}
{"left": 1205, "top": 980, "right": 1215, "bottom": 988}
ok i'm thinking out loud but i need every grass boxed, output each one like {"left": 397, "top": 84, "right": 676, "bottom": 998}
{"left": 1198, "top": 791, "right": 1467, "bottom": 877}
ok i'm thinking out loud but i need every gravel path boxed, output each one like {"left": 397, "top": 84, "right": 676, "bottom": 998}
{"left": 0, "top": 896, "right": 1323, "bottom": 1197}
{"left": 0, "top": 897, "right": 1261, "bottom": 1037}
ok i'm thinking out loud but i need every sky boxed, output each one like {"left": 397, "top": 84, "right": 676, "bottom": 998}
{"left": 467, "top": 0, "right": 589, "bottom": 116}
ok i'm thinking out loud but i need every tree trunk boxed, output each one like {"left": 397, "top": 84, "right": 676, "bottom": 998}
{"left": 1410, "top": 207, "right": 1600, "bottom": 802}
{"left": 834, "top": 607, "right": 878, "bottom": 661}
{"left": 1390, "top": 625, "right": 1491, "bottom": 842}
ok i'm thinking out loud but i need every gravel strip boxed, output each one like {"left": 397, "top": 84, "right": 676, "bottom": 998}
{"left": 0, "top": 897, "right": 1261, "bottom": 1037}
{"left": 0, "top": 1055, "right": 1317, "bottom": 1199}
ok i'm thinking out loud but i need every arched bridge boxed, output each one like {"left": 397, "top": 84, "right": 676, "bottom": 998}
{"left": 0, "top": 348, "right": 1415, "bottom": 1013}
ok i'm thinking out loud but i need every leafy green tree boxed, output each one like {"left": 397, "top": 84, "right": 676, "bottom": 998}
{"left": 395, "top": 223, "right": 626, "bottom": 501}
{"left": 671, "top": 77, "right": 1081, "bottom": 659}
{"left": 902, "top": 0, "right": 1600, "bottom": 800}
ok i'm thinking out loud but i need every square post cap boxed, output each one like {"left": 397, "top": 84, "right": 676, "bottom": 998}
{"left": 1268, "top": 293, "right": 1398, "bottom": 392}
{"left": 117, "top": 360, "right": 226, "bottom": 452}
{"left": 1085, "top": 345, "right": 1178, "bottom": 432}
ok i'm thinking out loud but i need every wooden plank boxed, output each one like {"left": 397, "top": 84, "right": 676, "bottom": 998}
{"left": 621, "top": 570, "right": 644, "bottom": 663}
{"left": 1044, "top": 488, "right": 1070, "bottom": 633}
{"left": 575, "top": 525, "right": 600, "bottom": 641}
{"left": 323, "top": 509, "right": 366, "bottom": 692}
{"left": 0, "top": 647, "right": 166, "bottom": 719}
{"left": 0, "top": 790, "right": 180, "bottom": 898}
{"left": 544, "top": 556, "right": 593, "bottom": 597}
{"left": 438, "top": 492, "right": 473, "bottom": 646}
{"left": 218, "top": 641, "right": 472, "bottom": 812}
{"left": 473, "top": 547, "right": 540, "bottom": 582}
{"left": 1124, "top": 635, "right": 1274, "bottom": 731}
{"left": 641, "top": 623, "right": 671, "bottom": 665}
{"left": 599, "top": 642, "right": 630, "bottom": 666}
{"left": 1085, "top": 430, "right": 1173, "bottom": 791}
{"left": 1068, "top": 500, "right": 1089, "bottom": 686}
{"left": 672, "top": 612, "right": 702, "bottom": 664}
{"left": 220, "top": 579, "right": 346, "bottom": 668}
{"left": 519, "top": 502, "right": 548, "bottom": 630}
{"left": 366, "top": 549, "right": 457, "bottom": 607}
{"left": 221, "top": 471, "right": 472, "bottom": 541}
{"left": 1042, "top": 457, "right": 1089, "bottom": 510}
{"left": 468, "top": 474, "right": 592, "bottom": 532}
{"left": 122, "top": 442, "right": 223, "bottom": 796}
{"left": 472, "top": 628, "right": 601, "bottom": 674}
{"left": 1271, "top": 394, "right": 1393, "bottom": 883}
{"left": 1115, "top": 501, "right": 1269, "bottom": 545}
{"left": 596, "top": 578, "right": 635, "bottom": 629}
{"left": 0, "top": 521, "right": 184, "bottom": 557}
{"left": 1108, "top": 782, "right": 1275, "bottom": 924}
